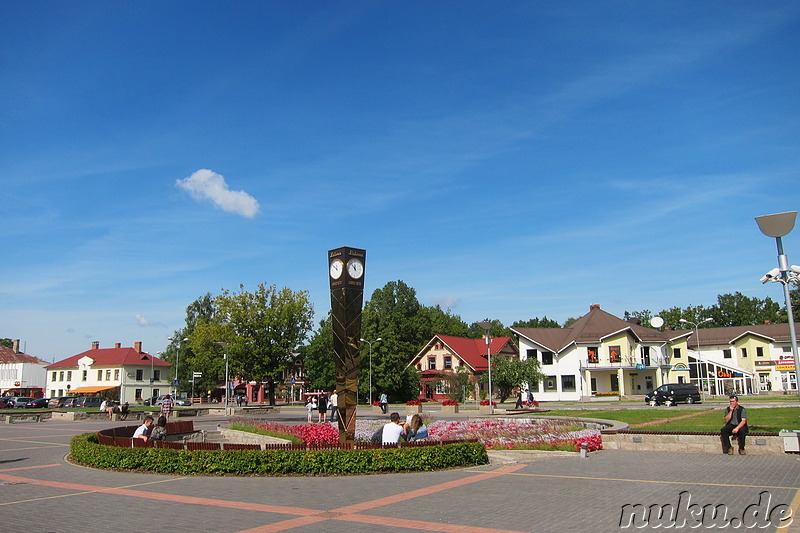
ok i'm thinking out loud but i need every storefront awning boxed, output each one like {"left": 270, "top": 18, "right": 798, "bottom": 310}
{"left": 68, "top": 385, "right": 118, "bottom": 394}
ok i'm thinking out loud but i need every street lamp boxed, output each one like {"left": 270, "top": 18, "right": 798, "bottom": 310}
{"left": 679, "top": 318, "right": 714, "bottom": 400}
{"left": 152, "top": 352, "right": 161, "bottom": 405}
{"left": 756, "top": 211, "right": 800, "bottom": 400}
{"left": 477, "top": 321, "right": 493, "bottom": 414}
{"left": 167, "top": 336, "right": 189, "bottom": 396}
{"left": 360, "top": 338, "right": 381, "bottom": 405}
{"left": 214, "top": 342, "right": 230, "bottom": 411}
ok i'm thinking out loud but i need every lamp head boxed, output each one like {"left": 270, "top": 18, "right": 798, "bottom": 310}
{"left": 755, "top": 211, "right": 797, "bottom": 238}
{"left": 761, "top": 267, "right": 781, "bottom": 283}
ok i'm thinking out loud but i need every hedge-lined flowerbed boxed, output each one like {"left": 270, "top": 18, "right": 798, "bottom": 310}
{"left": 70, "top": 433, "right": 489, "bottom": 475}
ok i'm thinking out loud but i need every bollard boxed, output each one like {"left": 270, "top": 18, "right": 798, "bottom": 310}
{"left": 580, "top": 441, "right": 588, "bottom": 458}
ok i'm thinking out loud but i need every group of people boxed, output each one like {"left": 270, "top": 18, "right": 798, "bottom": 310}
{"left": 514, "top": 388, "right": 535, "bottom": 409}
{"left": 99, "top": 399, "right": 130, "bottom": 420}
{"left": 132, "top": 415, "right": 168, "bottom": 441}
{"left": 305, "top": 391, "right": 339, "bottom": 423}
{"left": 381, "top": 412, "right": 428, "bottom": 444}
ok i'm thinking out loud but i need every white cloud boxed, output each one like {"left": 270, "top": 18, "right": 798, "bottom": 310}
{"left": 176, "top": 169, "right": 260, "bottom": 218}
{"left": 134, "top": 313, "right": 149, "bottom": 326}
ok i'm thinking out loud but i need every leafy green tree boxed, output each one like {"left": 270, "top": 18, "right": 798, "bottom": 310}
{"left": 467, "top": 319, "right": 506, "bottom": 339}
{"left": 213, "top": 283, "right": 315, "bottom": 385}
{"left": 302, "top": 314, "right": 336, "bottom": 392}
{"left": 481, "top": 354, "right": 543, "bottom": 402}
{"left": 511, "top": 317, "right": 561, "bottom": 329}
{"left": 707, "top": 292, "right": 784, "bottom": 327}
{"left": 444, "top": 365, "right": 472, "bottom": 403}
{"left": 419, "top": 305, "right": 470, "bottom": 337}
{"left": 623, "top": 310, "right": 653, "bottom": 326}
{"left": 562, "top": 317, "right": 579, "bottom": 328}
{"left": 163, "top": 293, "right": 216, "bottom": 394}
{"left": 0, "top": 338, "right": 12, "bottom": 348}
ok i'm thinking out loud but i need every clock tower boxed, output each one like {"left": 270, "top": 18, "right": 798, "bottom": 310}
{"left": 328, "top": 246, "right": 366, "bottom": 446}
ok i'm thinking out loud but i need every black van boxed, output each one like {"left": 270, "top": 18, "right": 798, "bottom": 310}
{"left": 644, "top": 383, "right": 701, "bottom": 406}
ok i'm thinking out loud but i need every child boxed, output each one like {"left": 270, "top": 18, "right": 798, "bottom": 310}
{"left": 306, "top": 397, "right": 315, "bottom": 423}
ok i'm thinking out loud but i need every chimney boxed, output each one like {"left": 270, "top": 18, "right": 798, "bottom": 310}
{"left": 12, "top": 339, "right": 20, "bottom": 353}
{"left": 134, "top": 341, "right": 143, "bottom": 353}
{"left": 590, "top": 304, "right": 601, "bottom": 311}
{"left": 765, "top": 320, "right": 771, "bottom": 325}
{"left": 91, "top": 341, "right": 100, "bottom": 350}
{"left": 114, "top": 342, "right": 121, "bottom": 349}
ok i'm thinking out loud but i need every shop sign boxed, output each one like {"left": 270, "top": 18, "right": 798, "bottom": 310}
{"left": 776, "top": 364, "right": 796, "bottom": 371}
{"left": 717, "top": 370, "right": 744, "bottom": 378}
{"left": 755, "top": 360, "right": 777, "bottom": 366}
{"left": 671, "top": 363, "right": 690, "bottom": 371}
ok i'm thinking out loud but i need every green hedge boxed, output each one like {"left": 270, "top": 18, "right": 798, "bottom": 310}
{"left": 69, "top": 433, "right": 489, "bottom": 475}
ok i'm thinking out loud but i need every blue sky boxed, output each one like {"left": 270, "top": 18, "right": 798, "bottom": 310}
{"left": 2, "top": 2, "right": 799, "bottom": 362}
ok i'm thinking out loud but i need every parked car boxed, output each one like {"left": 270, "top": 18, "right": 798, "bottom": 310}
{"left": 644, "top": 383, "right": 701, "bottom": 406}
{"left": 48, "top": 396, "right": 72, "bottom": 408}
{"left": 73, "top": 397, "right": 104, "bottom": 408}
{"left": 0, "top": 397, "right": 12, "bottom": 408}
{"left": 25, "top": 398, "right": 50, "bottom": 409}
{"left": 146, "top": 395, "right": 190, "bottom": 407}
{"left": 6, "top": 397, "right": 35, "bottom": 408}
{"left": 61, "top": 397, "right": 78, "bottom": 408}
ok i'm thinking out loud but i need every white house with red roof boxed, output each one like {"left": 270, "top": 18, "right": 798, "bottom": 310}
{"left": 0, "top": 339, "right": 49, "bottom": 398}
{"left": 45, "top": 341, "right": 171, "bottom": 404}
{"left": 407, "top": 334, "right": 519, "bottom": 402}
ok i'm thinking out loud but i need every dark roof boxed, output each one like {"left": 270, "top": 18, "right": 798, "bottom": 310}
{"left": 513, "top": 307, "right": 683, "bottom": 353}
{"left": 46, "top": 347, "right": 170, "bottom": 369}
{"left": 0, "top": 345, "right": 48, "bottom": 365}
{"left": 512, "top": 306, "right": 796, "bottom": 352}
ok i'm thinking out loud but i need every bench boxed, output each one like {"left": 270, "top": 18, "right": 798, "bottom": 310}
{"left": 5, "top": 412, "right": 45, "bottom": 424}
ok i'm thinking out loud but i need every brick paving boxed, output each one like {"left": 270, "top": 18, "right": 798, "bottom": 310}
{"left": 0, "top": 408, "right": 798, "bottom": 533}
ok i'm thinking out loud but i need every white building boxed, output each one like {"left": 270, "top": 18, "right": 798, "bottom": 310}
{"left": 0, "top": 339, "right": 48, "bottom": 397}
{"left": 45, "top": 341, "right": 171, "bottom": 403}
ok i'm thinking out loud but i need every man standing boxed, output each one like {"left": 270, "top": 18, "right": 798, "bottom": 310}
{"left": 161, "top": 394, "right": 174, "bottom": 419}
{"left": 379, "top": 392, "right": 388, "bottom": 414}
{"left": 720, "top": 395, "right": 748, "bottom": 455}
{"left": 381, "top": 412, "right": 407, "bottom": 444}
{"left": 329, "top": 390, "right": 338, "bottom": 422}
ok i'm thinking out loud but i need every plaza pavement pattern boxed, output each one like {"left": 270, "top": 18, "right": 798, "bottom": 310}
{"left": 1, "top": 410, "right": 799, "bottom": 533}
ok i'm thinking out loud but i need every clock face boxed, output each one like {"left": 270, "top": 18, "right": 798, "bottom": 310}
{"left": 347, "top": 258, "right": 364, "bottom": 279}
{"left": 329, "top": 259, "right": 344, "bottom": 280}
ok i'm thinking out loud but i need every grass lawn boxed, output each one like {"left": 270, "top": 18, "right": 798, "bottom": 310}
{"left": 542, "top": 407, "right": 800, "bottom": 433}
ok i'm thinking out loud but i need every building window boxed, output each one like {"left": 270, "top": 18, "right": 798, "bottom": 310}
{"left": 135, "top": 388, "right": 143, "bottom": 400}
{"left": 641, "top": 347, "right": 650, "bottom": 366}
{"left": 59, "top": 371, "right": 64, "bottom": 382}
{"left": 723, "top": 349, "right": 732, "bottom": 359}
{"left": 97, "top": 369, "right": 103, "bottom": 380}
{"left": 154, "top": 369, "right": 161, "bottom": 381}
{"left": 82, "top": 370, "right": 88, "bottom": 381}
{"left": 544, "top": 376, "right": 557, "bottom": 391}
{"left": 609, "top": 346, "right": 621, "bottom": 363}
{"left": 741, "top": 348, "right": 748, "bottom": 358}
{"left": 67, "top": 371, "right": 72, "bottom": 381}
{"left": 526, "top": 349, "right": 538, "bottom": 360}
{"left": 561, "top": 375, "right": 576, "bottom": 392}
{"left": 114, "top": 369, "right": 120, "bottom": 380}
{"left": 610, "top": 374, "right": 619, "bottom": 392}
{"left": 587, "top": 347, "right": 599, "bottom": 363}
{"left": 435, "top": 380, "right": 450, "bottom": 394}
{"left": 673, "top": 348, "right": 682, "bottom": 359}
{"left": 105, "top": 370, "right": 111, "bottom": 380}
{"left": 542, "top": 352, "right": 554, "bottom": 365}
{"left": 136, "top": 369, "right": 143, "bottom": 381}
{"left": 756, "top": 347, "right": 764, "bottom": 357}
{"left": 52, "top": 371, "right": 57, "bottom": 381}
{"left": 443, "top": 356, "right": 452, "bottom": 370}
{"left": 428, "top": 357, "right": 436, "bottom": 370}
{"left": 58, "top": 389, "right": 63, "bottom": 396}
{"left": 783, "top": 346, "right": 792, "bottom": 353}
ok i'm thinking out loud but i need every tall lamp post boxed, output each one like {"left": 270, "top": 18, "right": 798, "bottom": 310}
{"left": 214, "top": 342, "right": 230, "bottom": 411}
{"left": 360, "top": 338, "right": 381, "bottom": 405}
{"left": 477, "top": 321, "right": 494, "bottom": 414}
{"left": 679, "top": 318, "right": 714, "bottom": 400}
{"left": 756, "top": 211, "right": 800, "bottom": 400}
{"left": 168, "top": 336, "right": 189, "bottom": 397}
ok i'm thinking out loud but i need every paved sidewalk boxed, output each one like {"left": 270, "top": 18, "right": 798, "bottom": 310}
{"left": 1, "top": 413, "right": 799, "bottom": 533}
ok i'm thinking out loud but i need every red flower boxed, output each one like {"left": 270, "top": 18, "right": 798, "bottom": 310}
{"left": 441, "top": 400, "right": 459, "bottom": 406}
{"left": 406, "top": 400, "right": 422, "bottom": 405}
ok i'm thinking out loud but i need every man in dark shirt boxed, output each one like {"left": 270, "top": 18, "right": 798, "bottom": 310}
{"left": 720, "top": 395, "right": 748, "bottom": 455}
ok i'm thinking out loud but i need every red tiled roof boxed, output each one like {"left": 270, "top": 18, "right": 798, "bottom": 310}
{"left": 46, "top": 347, "right": 170, "bottom": 369}
{"left": 413, "top": 335, "right": 517, "bottom": 372}
{"left": 0, "top": 345, "right": 48, "bottom": 365}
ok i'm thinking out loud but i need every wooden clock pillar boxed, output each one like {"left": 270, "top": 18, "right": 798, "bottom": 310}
{"left": 328, "top": 246, "right": 366, "bottom": 446}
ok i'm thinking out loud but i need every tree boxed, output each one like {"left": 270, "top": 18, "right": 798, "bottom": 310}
{"left": 0, "top": 339, "right": 12, "bottom": 348}
{"left": 510, "top": 317, "right": 561, "bottom": 329}
{"left": 213, "top": 283, "right": 315, "bottom": 384}
{"left": 444, "top": 365, "right": 472, "bottom": 403}
{"left": 163, "top": 293, "right": 217, "bottom": 394}
{"left": 467, "top": 319, "right": 506, "bottom": 339}
{"left": 707, "top": 292, "right": 784, "bottom": 327}
{"left": 482, "top": 354, "right": 544, "bottom": 402}
{"left": 302, "top": 314, "right": 336, "bottom": 392}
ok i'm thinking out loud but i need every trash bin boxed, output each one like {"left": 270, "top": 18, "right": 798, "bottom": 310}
{"left": 778, "top": 430, "right": 800, "bottom": 453}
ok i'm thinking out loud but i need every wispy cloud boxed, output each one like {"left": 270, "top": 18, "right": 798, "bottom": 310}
{"left": 134, "top": 313, "right": 165, "bottom": 328}
{"left": 176, "top": 169, "right": 260, "bottom": 218}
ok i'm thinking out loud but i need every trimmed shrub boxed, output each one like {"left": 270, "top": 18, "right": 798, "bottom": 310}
{"left": 69, "top": 433, "right": 488, "bottom": 476}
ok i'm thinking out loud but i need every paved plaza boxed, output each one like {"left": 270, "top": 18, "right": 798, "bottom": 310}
{"left": 1, "top": 407, "right": 799, "bottom": 533}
